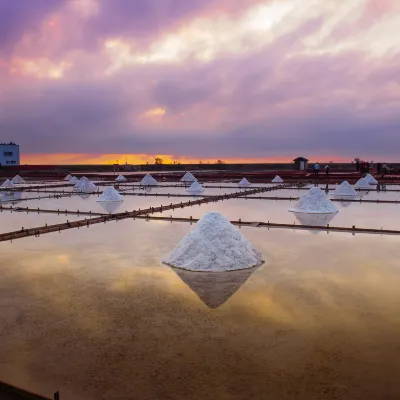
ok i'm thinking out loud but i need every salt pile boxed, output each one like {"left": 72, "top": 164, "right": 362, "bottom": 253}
{"left": 97, "top": 186, "right": 124, "bottom": 202}
{"left": 1, "top": 179, "right": 15, "bottom": 188}
{"left": 64, "top": 174, "right": 72, "bottom": 181}
{"left": 332, "top": 181, "right": 358, "bottom": 197}
{"left": 11, "top": 175, "right": 25, "bottom": 184}
{"left": 80, "top": 176, "right": 89, "bottom": 182}
{"left": 354, "top": 177, "right": 371, "bottom": 189}
{"left": 140, "top": 173, "right": 158, "bottom": 186}
{"left": 272, "top": 175, "right": 283, "bottom": 183}
{"left": 163, "top": 211, "right": 264, "bottom": 272}
{"left": 181, "top": 172, "right": 197, "bottom": 182}
{"left": 289, "top": 187, "right": 338, "bottom": 214}
{"left": 115, "top": 175, "right": 127, "bottom": 182}
{"left": 187, "top": 181, "right": 205, "bottom": 194}
{"left": 74, "top": 179, "right": 97, "bottom": 193}
{"left": 365, "top": 174, "right": 378, "bottom": 185}
{"left": 238, "top": 178, "right": 251, "bottom": 187}
{"left": 69, "top": 176, "right": 79, "bottom": 184}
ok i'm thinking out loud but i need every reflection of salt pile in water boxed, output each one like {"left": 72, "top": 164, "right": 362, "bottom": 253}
{"left": 354, "top": 177, "right": 371, "bottom": 190}
{"left": 69, "top": 176, "right": 79, "bottom": 184}
{"left": 99, "top": 201, "right": 123, "bottom": 214}
{"left": 238, "top": 178, "right": 251, "bottom": 187}
{"left": 181, "top": 172, "right": 197, "bottom": 182}
{"left": 1, "top": 179, "right": 15, "bottom": 189}
{"left": 163, "top": 212, "right": 264, "bottom": 272}
{"left": 186, "top": 181, "right": 205, "bottom": 194}
{"left": 170, "top": 265, "right": 260, "bottom": 308}
{"left": 289, "top": 187, "right": 338, "bottom": 213}
{"left": 11, "top": 175, "right": 25, "bottom": 184}
{"left": 365, "top": 174, "right": 378, "bottom": 185}
{"left": 272, "top": 175, "right": 283, "bottom": 183}
{"left": 79, "top": 193, "right": 91, "bottom": 200}
{"left": 293, "top": 212, "right": 337, "bottom": 227}
{"left": 115, "top": 175, "right": 127, "bottom": 182}
{"left": 97, "top": 186, "right": 124, "bottom": 202}
{"left": 140, "top": 173, "right": 158, "bottom": 186}
{"left": 332, "top": 181, "right": 358, "bottom": 197}
{"left": 74, "top": 178, "right": 97, "bottom": 193}
{"left": 64, "top": 174, "right": 72, "bottom": 181}
{"left": 1, "top": 191, "right": 22, "bottom": 202}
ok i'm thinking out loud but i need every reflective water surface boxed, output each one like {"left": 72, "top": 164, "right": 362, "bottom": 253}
{"left": 1, "top": 215, "right": 400, "bottom": 399}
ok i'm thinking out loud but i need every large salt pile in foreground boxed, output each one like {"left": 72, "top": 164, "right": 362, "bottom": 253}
{"left": 187, "top": 181, "right": 205, "bottom": 194}
{"left": 74, "top": 179, "right": 97, "bottom": 193}
{"left": 289, "top": 187, "right": 338, "bottom": 214}
{"left": 238, "top": 178, "right": 251, "bottom": 187}
{"left": 1, "top": 179, "right": 15, "bottom": 188}
{"left": 365, "top": 174, "right": 378, "bottom": 185}
{"left": 115, "top": 175, "right": 127, "bottom": 182}
{"left": 354, "top": 177, "right": 371, "bottom": 189}
{"left": 141, "top": 173, "right": 158, "bottom": 186}
{"left": 11, "top": 175, "right": 25, "bottom": 184}
{"left": 97, "top": 186, "right": 124, "bottom": 202}
{"left": 272, "top": 175, "right": 283, "bottom": 183}
{"left": 181, "top": 172, "right": 197, "bottom": 182}
{"left": 64, "top": 174, "right": 72, "bottom": 181}
{"left": 332, "top": 181, "right": 358, "bottom": 197}
{"left": 69, "top": 176, "right": 79, "bottom": 184}
{"left": 163, "top": 211, "right": 264, "bottom": 272}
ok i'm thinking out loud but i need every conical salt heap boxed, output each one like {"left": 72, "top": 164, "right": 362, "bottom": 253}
{"left": 69, "top": 176, "right": 79, "bottom": 184}
{"left": 115, "top": 175, "right": 127, "bottom": 182}
{"left": 74, "top": 179, "right": 97, "bottom": 193}
{"left": 354, "top": 177, "right": 371, "bottom": 189}
{"left": 163, "top": 211, "right": 264, "bottom": 272}
{"left": 238, "top": 178, "right": 251, "bottom": 187}
{"left": 289, "top": 187, "right": 338, "bottom": 214}
{"left": 365, "top": 174, "right": 378, "bottom": 185}
{"left": 11, "top": 175, "right": 25, "bottom": 184}
{"left": 1, "top": 179, "right": 15, "bottom": 188}
{"left": 187, "top": 181, "right": 205, "bottom": 194}
{"left": 80, "top": 176, "right": 89, "bottom": 182}
{"left": 181, "top": 172, "right": 197, "bottom": 182}
{"left": 64, "top": 174, "right": 72, "bottom": 181}
{"left": 140, "top": 173, "right": 158, "bottom": 186}
{"left": 272, "top": 175, "right": 283, "bottom": 183}
{"left": 97, "top": 186, "right": 124, "bottom": 202}
{"left": 332, "top": 181, "right": 358, "bottom": 197}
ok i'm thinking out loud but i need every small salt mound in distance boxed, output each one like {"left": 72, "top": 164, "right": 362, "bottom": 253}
{"left": 354, "top": 177, "right": 371, "bottom": 189}
{"left": 181, "top": 172, "right": 197, "bottom": 182}
{"left": 140, "top": 173, "right": 158, "bottom": 186}
{"left": 11, "top": 175, "right": 25, "bottom": 184}
{"left": 238, "top": 178, "right": 251, "bottom": 187}
{"left": 64, "top": 174, "right": 72, "bottom": 181}
{"left": 187, "top": 181, "right": 205, "bottom": 194}
{"left": 272, "top": 175, "right": 283, "bottom": 183}
{"left": 80, "top": 176, "right": 89, "bottom": 182}
{"left": 163, "top": 211, "right": 264, "bottom": 272}
{"left": 289, "top": 187, "right": 338, "bottom": 214}
{"left": 74, "top": 179, "right": 97, "bottom": 193}
{"left": 1, "top": 179, "right": 15, "bottom": 188}
{"left": 115, "top": 174, "right": 127, "bottom": 182}
{"left": 69, "top": 176, "right": 79, "bottom": 184}
{"left": 332, "top": 181, "right": 358, "bottom": 197}
{"left": 97, "top": 186, "right": 124, "bottom": 202}
{"left": 365, "top": 174, "right": 378, "bottom": 185}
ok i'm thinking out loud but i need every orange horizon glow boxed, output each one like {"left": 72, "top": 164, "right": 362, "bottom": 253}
{"left": 20, "top": 153, "right": 351, "bottom": 165}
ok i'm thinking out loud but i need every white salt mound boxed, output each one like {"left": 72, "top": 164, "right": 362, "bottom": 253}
{"left": 354, "top": 177, "right": 371, "bottom": 189}
{"left": 289, "top": 187, "right": 338, "bottom": 214}
{"left": 187, "top": 181, "right": 205, "bottom": 194}
{"left": 64, "top": 174, "right": 72, "bottom": 181}
{"left": 332, "top": 181, "right": 358, "bottom": 197}
{"left": 365, "top": 174, "right": 378, "bottom": 185}
{"left": 1, "top": 179, "right": 15, "bottom": 188}
{"left": 140, "top": 173, "right": 158, "bottom": 186}
{"left": 272, "top": 175, "right": 283, "bottom": 183}
{"left": 11, "top": 175, "right": 25, "bottom": 184}
{"left": 115, "top": 175, "right": 127, "bottom": 182}
{"left": 69, "top": 176, "right": 79, "bottom": 184}
{"left": 181, "top": 172, "right": 197, "bottom": 182}
{"left": 97, "top": 186, "right": 124, "bottom": 202}
{"left": 74, "top": 179, "right": 97, "bottom": 193}
{"left": 80, "top": 176, "right": 89, "bottom": 182}
{"left": 163, "top": 211, "right": 264, "bottom": 272}
{"left": 238, "top": 178, "right": 251, "bottom": 187}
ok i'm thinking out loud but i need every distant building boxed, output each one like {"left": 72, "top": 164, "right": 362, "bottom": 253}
{"left": 293, "top": 157, "right": 309, "bottom": 171}
{"left": 0, "top": 142, "right": 20, "bottom": 166}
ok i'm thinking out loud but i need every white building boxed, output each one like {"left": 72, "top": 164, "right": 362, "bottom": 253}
{"left": 0, "top": 143, "right": 20, "bottom": 166}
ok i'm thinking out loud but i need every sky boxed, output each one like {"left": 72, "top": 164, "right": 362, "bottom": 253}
{"left": 0, "top": 0, "right": 399, "bottom": 164}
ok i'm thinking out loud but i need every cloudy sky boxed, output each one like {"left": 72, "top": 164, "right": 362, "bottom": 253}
{"left": 1, "top": 0, "right": 399, "bottom": 164}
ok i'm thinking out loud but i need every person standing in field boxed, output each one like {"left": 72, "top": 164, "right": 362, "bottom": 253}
{"left": 325, "top": 164, "right": 330, "bottom": 176}
{"left": 314, "top": 162, "right": 320, "bottom": 176}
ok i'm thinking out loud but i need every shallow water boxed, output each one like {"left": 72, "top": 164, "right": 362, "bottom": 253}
{"left": 1, "top": 186, "right": 400, "bottom": 399}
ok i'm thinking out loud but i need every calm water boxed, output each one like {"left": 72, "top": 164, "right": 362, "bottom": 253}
{"left": 1, "top": 188, "right": 400, "bottom": 399}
